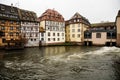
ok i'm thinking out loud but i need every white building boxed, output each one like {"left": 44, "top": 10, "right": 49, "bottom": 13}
{"left": 38, "top": 9, "right": 65, "bottom": 46}
{"left": 19, "top": 9, "right": 39, "bottom": 47}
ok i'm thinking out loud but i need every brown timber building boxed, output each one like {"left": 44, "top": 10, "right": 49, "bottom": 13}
{"left": 0, "top": 4, "right": 22, "bottom": 49}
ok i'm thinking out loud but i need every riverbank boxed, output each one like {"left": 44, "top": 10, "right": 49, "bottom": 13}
{"left": 0, "top": 42, "right": 118, "bottom": 50}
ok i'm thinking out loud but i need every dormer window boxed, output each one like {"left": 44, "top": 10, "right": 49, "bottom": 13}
{"left": 74, "top": 19, "right": 76, "bottom": 22}
{"left": 11, "top": 8, "right": 14, "bottom": 12}
{"left": 1, "top": 5, "right": 5, "bottom": 10}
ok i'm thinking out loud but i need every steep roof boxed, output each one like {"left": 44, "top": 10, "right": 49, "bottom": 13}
{"left": 71, "top": 12, "right": 83, "bottom": 19}
{"left": 38, "top": 9, "right": 64, "bottom": 22}
{"left": 18, "top": 9, "right": 37, "bottom": 22}
{"left": 91, "top": 22, "right": 115, "bottom": 27}
{"left": 66, "top": 12, "right": 90, "bottom": 26}
{"left": 0, "top": 3, "right": 19, "bottom": 21}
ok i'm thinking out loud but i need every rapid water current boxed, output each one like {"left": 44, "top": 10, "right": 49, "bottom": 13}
{"left": 0, "top": 46, "right": 120, "bottom": 80}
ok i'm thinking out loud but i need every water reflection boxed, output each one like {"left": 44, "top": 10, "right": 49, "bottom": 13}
{"left": 0, "top": 53, "right": 3, "bottom": 60}
{"left": 40, "top": 46, "right": 66, "bottom": 57}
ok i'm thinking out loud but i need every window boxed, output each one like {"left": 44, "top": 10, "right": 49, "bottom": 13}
{"left": 96, "top": 33, "right": 101, "bottom": 38}
{"left": 9, "top": 32, "right": 13, "bottom": 36}
{"left": 34, "top": 39, "right": 36, "bottom": 41}
{"left": 35, "top": 28, "right": 38, "bottom": 31}
{"left": 31, "top": 27, "right": 33, "bottom": 30}
{"left": 41, "top": 33, "right": 44, "bottom": 37}
{"left": 77, "top": 34, "right": 80, "bottom": 38}
{"left": 10, "top": 21, "right": 14, "bottom": 24}
{"left": 53, "top": 33, "right": 55, "bottom": 36}
{"left": 72, "top": 34, "right": 75, "bottom": 38}
{"left": 57, "top": 38, "right": 60, "bottom": 41}
{"left": 1, "top": 6, "right": 5, "bottom": 10}
{"left": 48, "top": 38, "right": 50, "bottom": 41}
{"left": 84, "top": 32, "right": 92, "bottom": 39}
{"left": 1, "top": 20, "right": 5, "bottom": 24}
{"left": 78, "top": 24, "right": 80, "bottom": 27}
{"left": 10, "top": 26, "right": 14, "bottom": 30}
{"left": 107, "top": 32, "right": 116, "bottom": 39}
{"left": 16, "top": 32, "right": 19, "bottom": 36}
{"left": 24, "top": 27, "right": 26, "bottom": 30}
{"left": 53, "top": 38, "right": 55, "bottom": 41}
{"left": 48, "top": 32, "right": 50, "bottom": 36}
{"left": 53, "top": 27, "right": 55, "bottom": 31}
{"left": 35, "top": 23, "right": 38, "bottom": 25}
{"left": 30, "top": 33, "right": 32, "bottom": 37}
{"left": 74, "top": 20, "right": 76, "bottom": 22}
{"left": 11, "top": 8, "right": 14, "bottom": 12}
{"left": 2, "top": 38, "right": 5, "bottom": 43}
{"left": 41, "top": 38, "right": 44, "bottom": 41}
{"left": 0, "top": 32, "right": 5, "bottom": 36}
{"left": 31, "top": 39, "right": 33, "bottom": 41}
{"left": 35, "top": 33, "right": 38, "bottom": 37}
{"left": 72, "top": 29, "right": 75, "bottom": 32}
{"left": 57, "top": 33, "right": 59, "bottom": 36}
{"left": 1, "top": 26, "right": 5, "bottom": 30}
{"left": 46, "top": 21, "right": 49, "bottom": 25}
{"left": 78, "top": 29, "right": 80, "bottom": 32}
{"left": 16, "top": 27, "right": 19, "bottom": 30}
{"left": 16, "top": 22, "right": 19, "bottom": 25}
{"left": 62, "top": 33, "right": 64, "bottom": 36}
{"left": 47, "top": 26, "right": 50, "bottom": 30}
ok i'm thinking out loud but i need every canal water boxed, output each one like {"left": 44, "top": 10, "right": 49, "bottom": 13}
{"left": 0, "top": 46, "right": 120, "bottom": 80}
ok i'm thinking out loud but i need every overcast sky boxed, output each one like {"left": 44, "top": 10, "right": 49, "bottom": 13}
{"left": 0, "top": 0, "right": 120, "bottom": 23}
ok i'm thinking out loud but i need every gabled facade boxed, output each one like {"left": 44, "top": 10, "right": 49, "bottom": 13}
{"left": 116, "top": 10, "right": 120, "bottom": 47}
{"left": 84, "top": 22, "right": 116, "bottom": 46}
{"left": 38, "top": 9, "right": 65, "bottom": 46}
{"left": 18, "top": 9, "right": 39, "bottom": 47}
{"left": 0, "top": 4, "right": 22, "bottom": 49}
{"left": 65, "top": 12, "right": 90, "bottom": 45}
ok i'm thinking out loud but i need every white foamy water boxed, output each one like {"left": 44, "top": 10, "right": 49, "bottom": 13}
{"left": 47, "top": 47, "right": 120, "bottom": 62}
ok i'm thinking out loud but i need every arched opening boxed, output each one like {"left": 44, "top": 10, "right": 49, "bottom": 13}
{"left": 84, "top": 41, "right": 92, "bottom": 46}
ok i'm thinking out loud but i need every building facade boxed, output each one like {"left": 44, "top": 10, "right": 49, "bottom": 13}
{"left": 0, "top": 4, "right": 22, "bottom": 49}
{"left": 65, "top": 12, "right": 90, "bottom": 45}
{"left": 84, "top": 22, "right": 116, "bottom": 46}
{"left": 116, "top": 10, "right": 120, "bottom": 47}
{"left": 38, "top": 9, "right": 65, "bottom": 46}
{"left": 18, "top": 9, "right": 39, "bottom": 47}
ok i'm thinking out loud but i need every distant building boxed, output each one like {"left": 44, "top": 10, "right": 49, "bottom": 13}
{"left": 0, "top": 4, "right": 22, "bottom": 49}
{"left": 116, "top": 10, "right": 120, "bottom": 47}
{"left": 38, "top": 9, "right": 65, "bottom": 46}
{"left": 84, "top": 22, "right": 116, "bottom": 46}
{"left": 65, "top": 12, "right": 90, "bottom": 45}
{"left": 18, "top": 9, "right": 39, "bottom": 47}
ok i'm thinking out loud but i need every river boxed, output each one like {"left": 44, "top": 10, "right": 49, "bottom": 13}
{"left": 0, "top": 46, "right": 120, "bottom": 80}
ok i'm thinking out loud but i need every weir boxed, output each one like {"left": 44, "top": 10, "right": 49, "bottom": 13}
{"left": 0, "top": 46, "right": 120, "bottom": 80}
